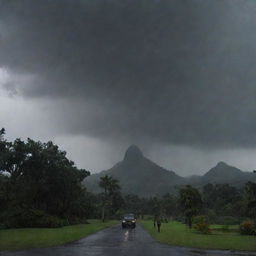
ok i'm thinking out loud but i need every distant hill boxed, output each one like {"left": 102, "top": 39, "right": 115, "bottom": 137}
{"left": 84, "top": 145, "right": 256, "bottom": 197}
{"left": 200, "top": 161, "right": 256, "bottom": 187}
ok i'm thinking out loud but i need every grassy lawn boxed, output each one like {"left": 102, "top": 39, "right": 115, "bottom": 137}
{"left": 141, "top": 220, "right": 256, "bottom": 251}
{"left": 0, "top": 219, "right": 118, "bottom": 251}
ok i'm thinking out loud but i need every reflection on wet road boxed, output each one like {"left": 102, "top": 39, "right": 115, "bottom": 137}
{"left": 1, "top": 224, "right": 256, "bottom": 256}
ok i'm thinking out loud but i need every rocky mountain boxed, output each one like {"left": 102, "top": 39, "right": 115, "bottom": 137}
{"left": 84, "top": 145, "right": 256, "bottom": 197}
{"left": 84, "top": 145, "right": 185, "bottom": 196}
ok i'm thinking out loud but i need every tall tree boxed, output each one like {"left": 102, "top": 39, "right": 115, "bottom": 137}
{"left": 99, "top": 175, "right": 120, "bottom": 222}
{"left": 245, "top": 182, "right": 256, "bottom": 220}
{"left": 179, "top": 185, "right": 202, "bottom": 229}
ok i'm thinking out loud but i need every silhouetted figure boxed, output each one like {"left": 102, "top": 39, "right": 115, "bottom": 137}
{"left": 153, "top": 215, "right": 157, "bottom": 228}
{"left": 156, "top": 216, "right": 161, "bottom": 232}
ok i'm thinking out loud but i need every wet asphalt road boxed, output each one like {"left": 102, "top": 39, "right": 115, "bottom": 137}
{"left": 1, "top": 224, "right": 256, "bottom": 256}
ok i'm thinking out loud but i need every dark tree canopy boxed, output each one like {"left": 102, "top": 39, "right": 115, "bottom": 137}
{"left": 0, "top": 130, "right": 91, "bottom": 227}
{"left": 245, "top": 182, "right": 256, "bottom": 220}
{"left": 179, "top": 185, "right": 202, "bottom": 228}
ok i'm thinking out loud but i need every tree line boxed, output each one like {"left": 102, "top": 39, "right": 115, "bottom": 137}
{"left": 1, "top": 129, "right": 256, "bottom": 233}
{"left": 86, "top": 176, "right": 256, "bottom": 229}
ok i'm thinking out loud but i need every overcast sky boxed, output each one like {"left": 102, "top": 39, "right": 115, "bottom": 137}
{"left": 1, "top": 0, "right": 256, "bottom": 176}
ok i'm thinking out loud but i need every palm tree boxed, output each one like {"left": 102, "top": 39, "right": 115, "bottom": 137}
{"left": 99, "top": 175, "right": 120, "bottom": 222}
{"left": 99, "top": 175, "right": 112, "bottom": 194}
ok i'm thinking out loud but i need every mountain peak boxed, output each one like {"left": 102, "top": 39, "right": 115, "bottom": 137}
{"left": 203, "top": 161, "right": 243, "bottom": 182}
{"left": 216, "top": 161, "right": 228, "bottom": 168}
{"left": 123, "top": 145, "right": 143, "bottom": 162}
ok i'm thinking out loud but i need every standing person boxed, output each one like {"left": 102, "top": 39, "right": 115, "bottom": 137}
{"left": 156, "top": 216, "right": 161, "bottom": 232}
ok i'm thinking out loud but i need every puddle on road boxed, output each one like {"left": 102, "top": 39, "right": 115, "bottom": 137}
{"left": 121, "top": 228, "right": 137, "bottom": 244}
{"left": 124, "top": 230, "right": 129, "bottom": 242}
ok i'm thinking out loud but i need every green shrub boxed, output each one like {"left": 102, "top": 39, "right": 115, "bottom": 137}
{"left": 68, "top": 216, "right": 81, "bottom": 225}
{"left": 239, "top": 220, "right": 256, "bottom": 236}
{"left": 3, "top": 208, "right": 36, "bottom": 228}
{"left": 194, "top": 222, "right": 211, "bottom": 234}
{"left": 3, "top": 208, "right": 65, "bottom": 228}
{"left": 193, "top": 216, "right": 211, "bottom": 234}
{"left": 41, "top": 215, "right": 64, "bottom": 228}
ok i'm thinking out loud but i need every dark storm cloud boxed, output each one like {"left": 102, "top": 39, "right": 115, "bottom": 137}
{"left": 1, "top": 0, "right": 256, "bottom": 148}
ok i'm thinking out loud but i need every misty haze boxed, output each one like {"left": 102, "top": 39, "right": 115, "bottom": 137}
{"left": 0, "top": 0, "right": 256, "bottom": 255}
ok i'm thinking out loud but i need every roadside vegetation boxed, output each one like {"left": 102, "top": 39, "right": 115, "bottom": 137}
{"left": 1, "top": 128, "right": 256, "bottom": 251}
{"left": 0, "top": 128, "right": 91, "bottom": 228}
{"left": 140, "top": 183, "right": 256, "bottom": 251}
{"left": 142, "top": 220, "right": 256, "bottom": 251}
{"left": 0, "top": 219, "right": 118, "bottom": 251}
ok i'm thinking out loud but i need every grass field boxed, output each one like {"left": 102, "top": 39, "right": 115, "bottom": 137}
{"left": 141, "top": 220, "right": 256, "bottom": 251}
{"left": 0, "top": 219, "right": 118, "bottom": 251}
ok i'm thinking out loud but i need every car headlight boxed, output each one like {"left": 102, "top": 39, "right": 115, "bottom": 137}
{"left": 132, "top": 220, "right": 136, "bottom": 223}
{"left": 122, "top": 220, "right": 126, "bottom": 223}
